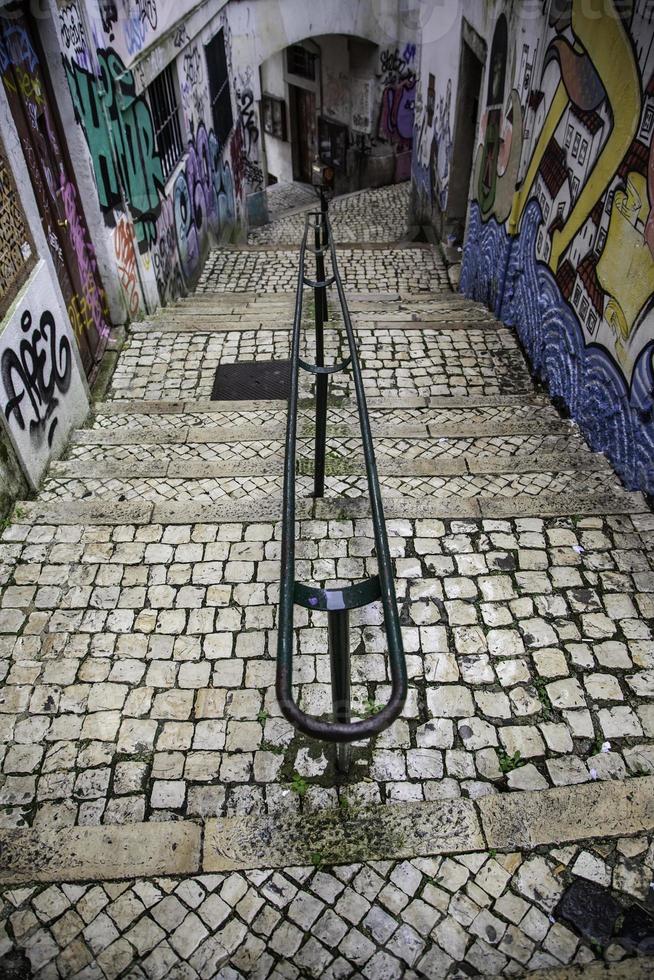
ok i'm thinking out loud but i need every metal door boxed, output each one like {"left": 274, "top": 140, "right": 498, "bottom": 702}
{"left": 292, "top": 85, "right": 316, "bottom": 183}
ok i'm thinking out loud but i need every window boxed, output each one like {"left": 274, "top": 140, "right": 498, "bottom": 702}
{"left": 572, "top": 176, "right": 580, "bottom": 197}
{"left": 572, "top": 132, "right": 581, "bottom": 157}
{"left": 588, "top": 311, "right": 598, "bottom": 334}
{"left": 642, "top": 104, "right": 654, "bottom": 137}
{"left": 573, "top": 284, "right": 582, "bottom": 307}
{"left": 206, "top": 29, "right": 233, "bottom": 145}
{"left": 579, "top": 139, "right": 588, "bottom": 165}
{"left": 287, "top": 44, "right": 316, "bottom": 80}
{"left": 318, "top": 117, "right": 348, "bottom": 172}
{"left": 565, "top": 124, "right": 573, "bottom": 148}
{"left": 580, "top": 297, "right": 589, "bottom": 321}
{"left": 262, "top": 94, "right": 287, "bottom": 140}
{"left": 596, "top": 227, "right": 607, "bottom": 253}
{"left": 148, "top": 64, "right": 184, "bottom": 181}
{"left": 558, "top": 201, "right": 565, "bottom": 217}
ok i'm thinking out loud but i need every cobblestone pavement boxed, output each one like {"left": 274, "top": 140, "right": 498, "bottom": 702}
{"left": 261, "top": 181, "right": 317, "bottom": 224}
{"left": 3, "top": 837, "right": 654, "bottom": 978}
{"left": 198, "top": 243, "right": 449, "bottom": 294}
{"left": 1, "top": 184, "right": 654, "bottom": 977}
{"left": 105, "top": 324, "right": 529, "bottom": 402}
{"left": 248, "top": 181, "right": 413, "bottom": 245}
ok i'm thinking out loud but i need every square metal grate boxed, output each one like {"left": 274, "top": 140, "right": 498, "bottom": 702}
{"left": 211, "top": 360, "right": 292, "bottom": 401}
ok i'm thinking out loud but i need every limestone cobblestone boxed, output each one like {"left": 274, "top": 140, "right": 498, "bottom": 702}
{"left": 2, "top": 835, "right": 654, "bottom": 977}
{"left": 249, "top": 181, "right": 413, "bottom": 245}
{"left": 0, "top": 514, "right": 652, "bottom": 829}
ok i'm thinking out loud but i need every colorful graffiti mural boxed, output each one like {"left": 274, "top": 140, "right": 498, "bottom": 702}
{"left": 59, "top": 3, "right": 246, "bottom": 309}
{"left": 63, "top": 47, "right": 164, "bottom": 252}
{"left": 413, "top": 75, "right": 453, "bottom": 215}
{"left": 173, "top": 122, "right": 236, "bottom": 282}
{"left": 461, "top": 0, "right": 654, "bottom": 494}
{"left": 378, "top": 45, "right": 416, "bottom": 147}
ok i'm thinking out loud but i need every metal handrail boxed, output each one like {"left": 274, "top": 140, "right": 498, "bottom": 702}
{"left": 276, "top": 203, "right": 407, "bottom": 769}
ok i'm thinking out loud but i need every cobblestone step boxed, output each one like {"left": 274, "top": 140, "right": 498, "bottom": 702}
{"left": 39, "top": 466, "right": 623, "bottom": 504}
{"left": 67, "top": 434, "right": 590, "bottom": 468}
{"left": 129, "top": 320, "right": 513, "bottom": 338}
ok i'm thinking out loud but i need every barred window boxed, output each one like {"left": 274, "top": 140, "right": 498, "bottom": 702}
{"left": 206, "top": 29, "right": 233, "bottom": 145}
{"left": 287, "top": 44, "right": 316, "bottom": 80}
{"left": 149, "top": 64, "right": 184, "bottom": 181}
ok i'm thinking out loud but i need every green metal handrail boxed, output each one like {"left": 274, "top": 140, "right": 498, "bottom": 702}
{"left": 276, "top": 203, "right": 407, "bottom": 769}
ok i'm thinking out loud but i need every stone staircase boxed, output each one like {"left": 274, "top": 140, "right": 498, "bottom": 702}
{"left": 42, "top": 290, "right": 630, "bottom": 512}
{"left": 2, "top": 234, "right": 654, "bottom": 977}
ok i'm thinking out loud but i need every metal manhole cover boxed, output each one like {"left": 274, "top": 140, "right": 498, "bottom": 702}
{"left": 211, "top": 360, "right": 291, "bottom": 400}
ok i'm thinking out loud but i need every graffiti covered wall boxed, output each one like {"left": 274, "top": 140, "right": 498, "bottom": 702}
{"left": 451, "top": 0, "right": 654, "bottom": 496}
{"left": 57, "top": 0, "right": 255, "bottom": 309}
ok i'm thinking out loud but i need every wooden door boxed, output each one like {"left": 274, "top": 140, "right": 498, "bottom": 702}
{"left": 291, "top": 85, "right": 316, "bottom": 183}
{"left": 0, "top": 9, "right": 109, "bottom": 376}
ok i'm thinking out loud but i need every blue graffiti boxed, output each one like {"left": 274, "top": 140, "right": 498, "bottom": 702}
{"left": 0, "top": 23, "right": 38, "bottom": 74}
{"left": 462, "top": 199, "right": 654, "bottom": 494}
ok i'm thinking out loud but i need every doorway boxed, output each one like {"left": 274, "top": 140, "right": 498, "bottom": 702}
{"left": 0, "top": 10, "right": 110, "bottom": 376}
{"left": 446, "top": 36, "right": 485, "bottom": 241}
{"left": 290, "top": 85, "right": 317, "bottom": 182}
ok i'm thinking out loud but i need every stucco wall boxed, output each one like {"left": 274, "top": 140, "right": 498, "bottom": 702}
{"left": 414, "top": 0, "right": 654, "bottom": 495}
{"left": 260, "top": 49, "right": 294, "bottom": 184}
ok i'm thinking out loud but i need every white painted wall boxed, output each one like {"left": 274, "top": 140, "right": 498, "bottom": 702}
{"left": 0, "top": 263, "right": 89, "bottom": 489}
{"left": 260, "top": 50, "right": 293, "bottom": 183}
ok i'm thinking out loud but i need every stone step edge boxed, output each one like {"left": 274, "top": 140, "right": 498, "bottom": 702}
{"left": 93, "top": 393, "right": 550, "bottom": 415}
{"left": 206, "top": 241, "right": 443, "bottom": 253}
{"left": 192, "top": 290, "right": 464, "bottom": 304}
{"left": 7, "top": 490, "right": 648, "bottom": 528}
{"left": 129, "top": 317, "right": 502, "bottom": 334}
{"left": 75, "top": 421, "right": 574, "bottom": 446}
{"left": 0, "top": 776, "right": 652, "bottom": 884}
{"left": 50, "top": 452, "right": 608, "bottom": 482}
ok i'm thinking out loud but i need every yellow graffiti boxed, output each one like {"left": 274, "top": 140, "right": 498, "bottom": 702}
{"left": 509, "top": 0, "right": 641, "bottom": 273}
{"left": 68, "top": 292, "right": 93, "bottom": 343}
{"left": 2, "top": 65, "right": 45, "bottom": 106}
{"left": 596, "top": 172, "right": 654, "bottom": 344}
{"left": 508, "top": 82, "right": 568, "bottom": 233}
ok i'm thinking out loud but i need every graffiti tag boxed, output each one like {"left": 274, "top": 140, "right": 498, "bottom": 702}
{"left": 2, "top": 307, "right": 72, "bottom": 449}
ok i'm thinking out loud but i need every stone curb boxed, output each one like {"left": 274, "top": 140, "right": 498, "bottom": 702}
{"left": 94, "top": 393, "right": 549, "bottom": 415}
{"left": 9, "top": 490, "right": 648, "bottom": 527}
{"left": 128, "top": 317, "right": 504, "bottom": 334}
{"left": 498, "top": 959, "right": 654, "bottom": 979}
{"left": 73, "top": 420, "right": 572, "bottom": 446}
{"left": 0, "top": 777, "right": 652, "bottom": 884}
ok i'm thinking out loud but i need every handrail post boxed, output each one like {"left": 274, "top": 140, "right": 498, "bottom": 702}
{"left": 319, "top": 189, "right": 329, "bottom": 322}
{"left": 313, "top": 218, "right": 328, "bottom": 498}
{"left": 328, "top": 608, "right": 351, "bottom": 771}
